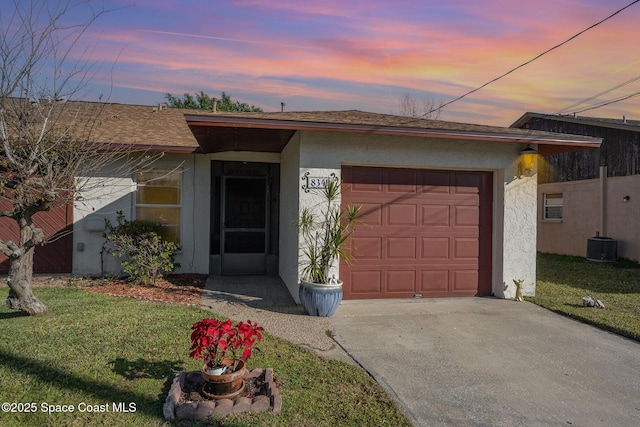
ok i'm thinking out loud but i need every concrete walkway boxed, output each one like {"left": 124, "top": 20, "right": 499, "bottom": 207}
{"left": 199, "top": 275, "right": 354, "bottom": 364}
{"left": 330, "top": 297, "right": 640, "bottom": 427}
{"left": 199, "top": 277, "right": 640, "bottom": 426}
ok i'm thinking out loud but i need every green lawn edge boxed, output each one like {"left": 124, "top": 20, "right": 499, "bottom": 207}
{"left": 529, "top": 252, "right": 640, "bottom": 342}
{"left": 0, "top": 287, "right": 411, "bottom": 427}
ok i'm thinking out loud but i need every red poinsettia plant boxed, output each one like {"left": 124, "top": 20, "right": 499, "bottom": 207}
{"left": 189, "top": 318, "right": 263, "bottom": 372}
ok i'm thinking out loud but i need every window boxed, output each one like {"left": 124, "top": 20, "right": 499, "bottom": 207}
{"left": 135, "top": 168, "right": 182, "bottom": 242}
{"left": 543, "top": 193, "right": 563, "bottom": 221}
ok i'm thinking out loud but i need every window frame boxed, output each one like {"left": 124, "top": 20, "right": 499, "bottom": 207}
{"left": 134, "top": 168, "right": 183, "bottom": 243}
{"left": 543, "top": 193, "right": 563, "bottom": 222}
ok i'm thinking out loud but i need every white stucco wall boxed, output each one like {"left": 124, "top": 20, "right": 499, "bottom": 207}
{"left": 297, "top": 167, "right": 343, "bottom": 284}
{"left": 278, "top": 133, "right": 302, "bottom": 301}
{"left": 73, "top": 153, "right": 211, "bottom": 277}
{"left": 181, "top": 154, "right": 211, "bottom": 273}
{"left": 499, "top": 166, "right": 538, "bottom": 298}
{"left": 73, "top": 161, "right": 135, "bottom": 276}
{"left": 74, "top": 149, "right": 290, "bottom": 281}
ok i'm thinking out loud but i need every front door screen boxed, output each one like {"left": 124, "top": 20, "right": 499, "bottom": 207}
{"left": 222, "top": 177, "right": 267, "bottom": 274}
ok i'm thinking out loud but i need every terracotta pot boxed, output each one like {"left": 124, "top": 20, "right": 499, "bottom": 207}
{"left": 201, "top": 358, "right": 246, "bottom": 399}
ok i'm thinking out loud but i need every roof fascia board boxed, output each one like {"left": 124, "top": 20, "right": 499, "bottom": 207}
{"left": 92, "top": 142, "right": 200, "bottom": 154}
{"left": 186, "top": 115, "right": 600, "bottom": 147}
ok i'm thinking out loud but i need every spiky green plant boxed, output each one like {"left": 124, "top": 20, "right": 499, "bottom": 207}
{"left": 296, "top": 180, "right": 362, "bottom": 283}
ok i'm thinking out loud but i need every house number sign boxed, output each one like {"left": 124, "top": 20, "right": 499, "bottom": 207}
{"left": 301, "top": 172, "right": 337, "bottom": 193}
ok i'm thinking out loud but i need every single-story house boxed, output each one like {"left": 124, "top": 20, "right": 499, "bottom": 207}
{"left": 2, "top": 103, "right": 601, "bottom": 301}
{"left": 511, "top": 112, "right": 640, "bottom": 262}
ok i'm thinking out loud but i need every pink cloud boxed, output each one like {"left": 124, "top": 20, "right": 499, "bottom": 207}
{"left": 73, "top": 0, "right": 640, "bottom": 125}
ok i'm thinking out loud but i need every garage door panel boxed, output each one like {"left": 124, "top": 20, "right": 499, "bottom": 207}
{"left": 453, "top": 270, "right": 480, "bottom": 292}
{"left": 359, "top": 203, "right": 383, "bottom": 225}
{"left": 352, "top": 237, "right": 382, "bottom": 260}
{"left": 341, "top": 166, "right": 492, "bottom": 299}
{"left": 420, "top": 171, "right": 451, "bottom": 194}
{"left": 352, "top": 182, "right": 383, "bottom": 192}
{"left": 387, "top": 204, "right": 417, "bottom": 226}
{"left": 422, "top": 204, "right": 450, "bottom": 226}
{"left": 454, "top": 237, "right": 479, "bottom": 259}
{"left": 454, "top": 173, "right": 482, "bottom": 194}
{"left": 350, "top": 271, "right": 382, "bottom": 294}
{"left": 454, "top": 205, "right": 480, "bottom": 226}
{"left": 421, "top": 237, "right": 449, "bottom": 259}
{"left": 387, "top": 237, "right": 416, "bottom": 259}
{"left": 349, "top": 167, "right": 383, "bottom": 192}
{"left": 386, "top": 270, "right": 416, "bottom": 293}
{"left": 420, "top": 270, "right": 450, "bottom": 293}
{"left": 388, "top": 169, "right": 417, "bottom": 193}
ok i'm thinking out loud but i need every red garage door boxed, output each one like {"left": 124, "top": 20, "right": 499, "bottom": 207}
{"left": 341, "top": 166, "right": 492, "bottom": 299}
{"left": 0, "top": 202, "right": 73, "bottom": 274}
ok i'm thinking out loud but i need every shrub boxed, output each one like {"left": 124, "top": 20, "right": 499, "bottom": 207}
{"left": 103, "top": 212, "right": 180, "bottom": 286}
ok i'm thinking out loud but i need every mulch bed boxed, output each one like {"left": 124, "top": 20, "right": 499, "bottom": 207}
{"left": 81, "top": 274, "right": 208, "bottom": 306}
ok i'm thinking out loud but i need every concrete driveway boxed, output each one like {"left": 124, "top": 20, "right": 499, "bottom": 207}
{"left": 330, "top": 297, "right": 640, "bottom": 426}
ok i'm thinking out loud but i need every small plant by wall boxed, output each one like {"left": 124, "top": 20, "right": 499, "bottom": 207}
{"left": 103, "top": 212, "right": 180, "bottom": 286}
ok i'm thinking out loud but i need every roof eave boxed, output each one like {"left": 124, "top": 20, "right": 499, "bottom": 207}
{"left": 92, "top": 142, "right": 201, "bottom": 154}
{"left": 186, "top": 114, "right": 601, "bottom": 150}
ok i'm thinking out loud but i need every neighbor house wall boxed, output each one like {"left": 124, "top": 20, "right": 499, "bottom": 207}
{"left": 296, "top": 130, "right": 538, "bottom": 298}
{"left": 538, "top": 175, "right": 640, "bottom": 262}
{"left": 606, "top": 176, "right": 640, "bottom": 261}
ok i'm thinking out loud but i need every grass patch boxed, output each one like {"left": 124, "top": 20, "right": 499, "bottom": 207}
{"left": 531, "top": 253, "right": 640, "bottom": 341}
{"left": 0, "top": 287, "right": 410, "bottom": 427}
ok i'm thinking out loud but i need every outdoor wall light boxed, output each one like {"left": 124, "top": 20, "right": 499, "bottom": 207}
{"left": 518, "top": 145, "right": 537, "bottom": 178}
{"left": 623, "top": 195, "right": 630, "bottom": 202}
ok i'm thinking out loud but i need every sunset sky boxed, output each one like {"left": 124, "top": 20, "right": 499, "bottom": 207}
{"left": 38, "top": 0, "right": 640, "bottom": 125}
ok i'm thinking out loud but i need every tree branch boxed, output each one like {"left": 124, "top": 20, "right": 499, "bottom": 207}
{"left": 0, "top": 239, "right": 19, "bottom": 258}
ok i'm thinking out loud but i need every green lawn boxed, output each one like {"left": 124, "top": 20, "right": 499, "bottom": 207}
{"left": 5, "top": 254, "right": 636, "bottom": 426}
{"left": 531, "top": 252, "right": 640, "bottom": 341}
{"left": 0, "top": 287, "right": 411, "bottom": 427}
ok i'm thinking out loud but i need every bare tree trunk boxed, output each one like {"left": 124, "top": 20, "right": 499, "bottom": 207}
{"left": 6, "top": 229, "right": 47, "bottom": 315}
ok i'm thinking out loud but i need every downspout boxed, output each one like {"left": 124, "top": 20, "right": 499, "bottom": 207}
{"left": 599, "top": 166, "right": 607, "bottom": 236}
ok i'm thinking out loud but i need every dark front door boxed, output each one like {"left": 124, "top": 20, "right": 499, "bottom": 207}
{"left": 210, "top": 161, "right": 279, "bottom": 275}
{"left": 221, "top": 176, "right": 268, "bottom": 274}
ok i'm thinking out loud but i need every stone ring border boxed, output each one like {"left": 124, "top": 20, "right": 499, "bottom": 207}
{"left": 163, "top": 367, "right": 282, "bottom": 421}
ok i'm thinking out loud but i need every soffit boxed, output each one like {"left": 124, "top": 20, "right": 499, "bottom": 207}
{"left": 186, "top": 110, "right": 601, "bottom": 155}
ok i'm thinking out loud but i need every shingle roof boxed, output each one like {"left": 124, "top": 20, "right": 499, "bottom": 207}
{"left": 91, "top": 103, "right": 200, "bottom": 151}
{"left": 34, "top": 102, "right": 601, "bottom": 154}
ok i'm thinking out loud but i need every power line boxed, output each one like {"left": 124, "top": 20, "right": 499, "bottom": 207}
{"left": 422, "top": 0, "right": 640, "bottom": 118}
{"left": 572, "top": 90, "right": 640, "bottom": 114}
{"left": 555, "top": 74, "right": 640, "bottom": 115}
